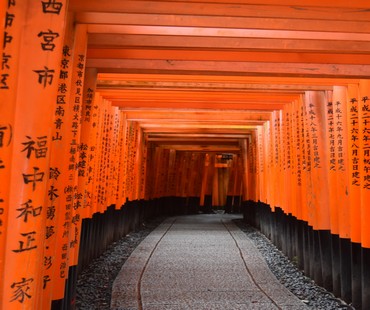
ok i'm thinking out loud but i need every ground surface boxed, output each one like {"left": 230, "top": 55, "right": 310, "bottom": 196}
{"left": 76, "top": 214, "right": 352, "bottom": 310}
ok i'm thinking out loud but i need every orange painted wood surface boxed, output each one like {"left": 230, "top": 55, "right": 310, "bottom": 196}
{"left": 304, "top": 91, "right": 331, "bottom": 230}
{"left": 332, "top": 86, "right": 350, "bottom": 240}
{"left": 2, "top": 2, "right": 67, "bottom": 309}
{"left": 359, "top": 80, "right": 370, "bottom": 248}
{"left": 0, "top": 2, "right": 26, "bottom": 305}
{"left": 347, "top": 84, "right": 362, "bottom": 244}
{"left": 4, "top": 1, "right": 370, "bottom": 306}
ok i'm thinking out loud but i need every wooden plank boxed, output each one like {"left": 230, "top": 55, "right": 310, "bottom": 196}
{"left": 142, "top": 128, "right": 256, "bottom": 134}
{"left": 112, "top": 100, "right": 286, "bottom": 110}
{"left": 88, "top": 34, "right": 370, "bottom": 54}
{"left": 158, "top": 145, "right": 241, "bottom": 152}
{"left": 97, "top": 73, "right": 355, "bottom": 85}
{"left": 87, "top": 24, "right": 370, "bottom": 42}
{"left": 148, "top": 133, "right": 251, "bottom": 139}
{"left": 134, "top": 120, "right": 266, "bottom": 126}
{"left": 149, "top": 141, "right": 240, "bottom": 147}
{"left": 122, "top": 110, "right": 272, "bottom": 121}
{"left": 139, "top": 123, "right": 261, "bottom": 129}
{"left": 148, "top": 137, "right": 252, "bottom": 143}
{"left": 115, "top": 0, "right": 370, "bottom": 9}
{"left": 88, "top": 59, "right": 370, "bottom": 78}
{"left": 76, "top": 12, "right": 370, "bottom": 34}
{"left": 98, "top": 89, "right": 299, "bottom": 101}
{"left": 69, "top": 1, "right": 370, "bottom": 21}
{"left": 89, "top": 48, "right": 370, "bottom": 66}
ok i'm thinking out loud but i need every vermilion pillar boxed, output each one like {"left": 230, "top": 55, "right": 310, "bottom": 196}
{"left": 46, "top": 16, "right": 75, "bottom": 306}
{"left": 346, "top": 83, "right": 362, "bottom": 308}
{"left": 0, "top": 2, "right": 26, "bottom": 304}
{"left": 78, "top": 68, "right": 97, "bottom": 218}
{"left": 358, "top": 80, "right": 370, "bottom": 309}
{"left": 1, "top": 2, "right": 66, "bottom": 309}
{"left": 240, "top": 138, "right": 249, "bottom": 202}
{"left": 304, "top": 91, "right": 332, "bottom": 290}
{"left": 332, "top": 86, "right": 351, "bottom": 302}
{"left": 324, "top": 90, "right": 341, "bottom": 296}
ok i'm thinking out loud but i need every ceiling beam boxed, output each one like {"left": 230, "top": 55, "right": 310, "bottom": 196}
{"left": 88, "top": 34, "right": 370, "bottom": 54}
{"left": 99, "top": 90, "right": 299, "bottom": 101}
{"left": 97, "top": 73, "right": 356, "bottom": 86}
{"left": 86, "top": 25, "right": 370, "bottom": 42}
{"left": 156, "top": 145, "right": 241, "bottom": 152}
{"left": 89, "top": 59, "right": 370, "bottom": 78}
{"left": 146, "top": 137, "right": 240, "bottom": 143}
{"left": 89, "top": 49, "right": 370, "bottom": 66}
{"left": 147, "top": 133, "right": 251, "bottom": 139}
{"left": 121, "top": 110, "right": 272, "bottom": 121}
{"left": 113, "top": 100, "right": 286, "bottom": 110}
{"left": 69, "top": 1, "right": 370, "bottom": 21}
{"left": 142, "top": 127, "right": 256, "bottom": 134}
{"left": 76, "top": 12, "right": 370, "bottom": 34}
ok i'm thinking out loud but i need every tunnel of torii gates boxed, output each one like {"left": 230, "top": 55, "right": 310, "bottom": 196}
{"left": 4, "top": 1, "right": 370, "bottom": 310}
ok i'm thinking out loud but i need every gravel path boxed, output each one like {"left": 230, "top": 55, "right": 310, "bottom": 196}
{"left": 76, "top": 217, "right": 166, "bottom": 310}
{"left": 76, "top": 215, "right": 354, "bottom": 310}
{"left": 233, "top": 219, "right": 354, "bottom": 310}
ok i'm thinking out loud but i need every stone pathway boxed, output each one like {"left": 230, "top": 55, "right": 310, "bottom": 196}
{"left": 111, "top": 214, "right": 308, "bottom": 310}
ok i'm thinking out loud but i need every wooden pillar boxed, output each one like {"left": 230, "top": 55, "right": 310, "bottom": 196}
{"left": 200, "top": 154, "right": 210, "bottom": 207}
{"left": 138, "top": 132, "right": 148, "bottom": 201}
{"left": 263, "top": 120, "right": 272, "bottom": 206}
{"left": 299, "top": 95, "right": 309, "bottom": 225}
{"left": 78, "top": 68, "right": 97, "bottom": 217}
{"left": 324, "top": 90, "right": 341, "bottom": 296}
{"left": 240, "top": 139, "right": 249, "bottom": 202}
{"left": 256, "top": 127, "right": 264, "bottom": 203}
{"left": 46, "top": 16, "right": 75, "bottom": 306}
{"left": 0, "top": 3, "right": 27, "bottom": 304}
{"left": 292, "top": 99, "right": 303, "bottom": 221}
{"left": 332, "top": 86, "right": 352, "bottom": 302}
{"left": 304, "top": 91, "right": 332, "bottom": 290}
{"left": 249, "top": 131, "right": 258, "bottom": 203}
{"left": 358, "top": 80, "right": 370, "bottom": 309}
{"left": 293, "top": 98, "right": 306, "bottom": 270}
{"left": 1, "top": 2, "right": 67, "bottom": 309}
{"left": 269, "top": 111, "right": 279, "bottom": 209}
{"left": 346, "top": 83, "right": 362, "bottom": 308}
{"left": 117, "top": 111, "right": 128, "bottom": 205}
{"left": 167, "top": 149, "right": 177, "bottom": 198}
{"left": 64, "top": 28, "right": 88, "bottom": 308}
{"left": 283, "top": 105, "right": 292, "bottom": 216}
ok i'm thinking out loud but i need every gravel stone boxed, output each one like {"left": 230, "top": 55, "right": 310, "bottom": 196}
{"left": 233, "top": 219, "right": 355, "bottom": 310}
{"left": 76, "top": 217, "right": 166, "bottom": 310}
{"left": 76, "top": 216, "right": 356, "bottom": 310}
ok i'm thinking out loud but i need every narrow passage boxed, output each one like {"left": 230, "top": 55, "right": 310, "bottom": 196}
{"left": 111, "top": 214, "right": 308, "bottom": 310}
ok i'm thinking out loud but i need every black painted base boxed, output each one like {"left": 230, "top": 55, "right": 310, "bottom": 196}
{"left": 352, "top": 242, "right": 362, "bottom": 309}
{"left": 362, "top": 247, "right": 370, "bottom": 309}
{"left": 303, "top": 223, "right": 311, "bottom": 277}
{"left": 331, "top": 234, "right": 341, "bottom": 296}
{"left": 319, "top": 230, "right": 333, "bottom": 291}
{"left": 313, "top": 230, "right": 323, "bottom": 287}
{"left": 340, "top": 238, "right": 352, "bottom": 303}
{"left": 51, "top": 299, "right": 63, "bottom": 310}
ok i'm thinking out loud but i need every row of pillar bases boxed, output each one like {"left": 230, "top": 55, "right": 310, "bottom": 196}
{"left": 242, "top": 201, "right": 369, "bottom": 310}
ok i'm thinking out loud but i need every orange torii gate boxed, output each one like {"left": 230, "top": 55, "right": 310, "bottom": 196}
{"left": 3, "top": 2, "right": 370, "bottom": 310}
